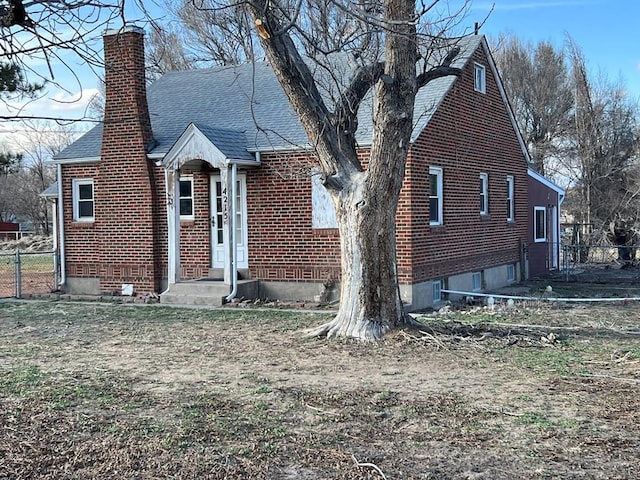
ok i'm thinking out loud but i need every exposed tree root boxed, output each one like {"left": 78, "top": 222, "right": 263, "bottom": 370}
{"left": 306, "top": 312, "right": 416, "bottom": 341}
{"left": 305, "top": 315, "right": 390, "bottom": 341}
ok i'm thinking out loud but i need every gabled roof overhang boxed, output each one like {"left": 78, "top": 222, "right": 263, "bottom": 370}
{"left": 161, "top": 123, "right": 260, "bottom": 170}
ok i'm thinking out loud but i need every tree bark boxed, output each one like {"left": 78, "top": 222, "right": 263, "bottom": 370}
{"left": 306, "top": 171, "right": 407, "bottom": 340}
{"left": 307, "top": 0, "right": 417, "bottom": 340}
{"left": 247, "top": 0, "right": 458, "bottom": 340}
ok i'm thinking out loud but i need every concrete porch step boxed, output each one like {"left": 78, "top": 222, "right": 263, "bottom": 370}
{"left": 160, "top": 279, "right": 259, "bottom": 306}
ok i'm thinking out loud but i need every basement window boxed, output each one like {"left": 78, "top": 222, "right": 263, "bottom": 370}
{"left": 507, "top": 264, "right": 516, "bottom": 282}
{"left": 472, "top": 272, "right": 483, "bottom": 292}
{"left": 432, "top": 280, "right": 443, "bottom": 303}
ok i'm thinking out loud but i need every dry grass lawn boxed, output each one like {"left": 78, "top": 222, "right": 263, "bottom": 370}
{"left": 1, "top": 299, "right": 639, "bottom": 479}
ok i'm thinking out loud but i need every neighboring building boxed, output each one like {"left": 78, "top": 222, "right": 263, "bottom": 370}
{"left": 51, "top": 26, "right": 555, "bottom": 308}
{"left": 527, "top": 169, "right": 566, "bottom": 279}
{"left": 0, "top": 221, "right": 19, "bottom": 241}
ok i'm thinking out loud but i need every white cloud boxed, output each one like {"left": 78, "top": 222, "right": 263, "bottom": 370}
{"left": 0, "top": 87, "right": 99, "bottom": 121}
{"left": 47, "top": 88, "right": 100, "bottom": 113}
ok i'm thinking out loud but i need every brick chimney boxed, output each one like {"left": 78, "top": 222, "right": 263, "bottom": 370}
{"left": 96, "top": 26, "right": 161, "bottom": 293}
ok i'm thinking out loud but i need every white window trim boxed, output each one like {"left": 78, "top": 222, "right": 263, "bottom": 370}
{"left": 429, "top": 166, "right": 443, "bottom": 226}
{"left": 479, "top": 173, "right": 489, "bottom": 215}
{"left": 432, "top": 280, "right": 443, "bottom": 303}
{"left": 534, "top": 206, "right": 547, "bottom": 243}
{"left": 72, "top": 178, "right": 94, "bottom": 222}
{"left": 507, "top": 264, "right": 516, "bottom": 282}
{"left": 179, "top": 176, "right": 195, "bottom": 221}
{"left": 506, "top": 175, "right": 515, "bottom": 222}
{"left": 474, "top": 63, "right": 486, "bottom": 94}
{"left": 472, "top": 272, "right": 482, "bottom": 292}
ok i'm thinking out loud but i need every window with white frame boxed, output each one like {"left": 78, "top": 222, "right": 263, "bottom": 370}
{"left": 534, "top": 206, "right": 546, "bottom": 242}
{"left": 479, "top": 173, "right": 489, "bottom": 215}
{"left": 507, "top": 264, "right": 516, "bottom": 282}
{"left": 432, "top": 280, "right": 443, "bottom": 303}
{"left": 429, "top": 166, "right": 443, "bottom": 226}
{"left": 179, "top": 177, "right": 194, "bottom": 220}
{"left": 506, "top": 175, "right": 515, "bottom": 221}
{"left": 472, "top": 272, "right": 482, "bottom": 291}
{"left": 72, "top": 179, "right": 94, "bottom": 222}
{"left": 474, "top": 63, "right": 486, "bottom": 94}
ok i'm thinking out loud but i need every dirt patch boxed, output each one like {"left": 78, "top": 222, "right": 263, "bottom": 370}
{"left": 1, "top": 301, "right": 639, "bottom": 479}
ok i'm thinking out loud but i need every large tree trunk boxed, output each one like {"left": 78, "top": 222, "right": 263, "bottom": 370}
{"left": 307, "top": 0, "right": 416, "bottom": 340}
{"left": 246, "top": 0, "right": 454, "bottom": 340}
{"left": 307, "top": 172, "right": 407, "bottom": 340}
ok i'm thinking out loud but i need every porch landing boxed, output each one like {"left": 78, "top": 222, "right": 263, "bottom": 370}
{"left": 160, "top": 279, "right": 259, "bottom": 306}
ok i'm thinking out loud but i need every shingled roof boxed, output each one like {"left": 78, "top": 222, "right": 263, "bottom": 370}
{"left": 54, "top": 35, "right": 484, "bottom": 162}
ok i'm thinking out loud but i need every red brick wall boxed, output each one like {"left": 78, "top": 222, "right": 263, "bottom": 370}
{"left": 528, "top": 176, "right": 559, "bottom": 278}
{"left": 63, "top": 28, "right": 166, "bottom": 294}
{"left": 96, "top": 27, "right": 160, "bottom": 292}
{"left": 62, "top": 164, "right": 101, "bottom": 279}
{"left": 398, "top": 44, "right": 529, "bottom": 283}
{"left": 62, "top": 38, "right": 529, "bottom": 294}
{"left": 178, "top": 170, "right": 212, "bottom": 279}
{"left": 246, "top": 152, "right": 341, "bottom": 283}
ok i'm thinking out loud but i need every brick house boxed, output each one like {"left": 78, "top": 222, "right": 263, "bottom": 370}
{"left": 527, "top": 169, "right": 566, "bottom": 279}
{"left": 51, "top": 26, "right": 552, "bottom": 309}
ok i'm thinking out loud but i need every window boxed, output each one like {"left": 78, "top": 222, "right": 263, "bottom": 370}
{"left": 472, "top": 272, "right": 482, "bottom": 292}
{"left": 534, "top": 206, "right": 546, "bottom": 242}
{"left": 432, "top": 280, "right": 443, "bottom": 303}
{"left": 507, "top": 264, "right": 516, "bottom": 282}
{"left": 474, "top": 63, "right": 486, "bottom": 94}
{"left": 429, "top": 166, "right": 443, "bottom": 226}
{"left": 179, "top": 177, "right": 194, "bottom": 220}
{"left": 72, "top": 179, "right": 94, "bottom": 222}
{"left": 506, "top": 175, "right": 515, "bottom": 221}
{"left": 479, "top": 173, "right": 489, "bottom": 215}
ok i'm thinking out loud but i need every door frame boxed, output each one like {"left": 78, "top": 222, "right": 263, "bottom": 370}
{"left": 210, "top": 172, "right": 249, "bottom": 270}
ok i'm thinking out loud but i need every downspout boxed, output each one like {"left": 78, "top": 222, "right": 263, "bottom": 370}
{"left": 225, "top": 162, "right": 238, "bottom": 302}
{"left": 57, "top": 164, "right": 66, "bottom": 287}
{"left": 51, "top": 196, "right": 58, "bottom": 290}
{"left": 162, "top": 167, "right": 179, "bottom": 295}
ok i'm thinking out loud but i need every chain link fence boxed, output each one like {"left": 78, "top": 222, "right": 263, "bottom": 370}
{"left": 0, "top": 251, "right": 57, "bottom": 298}
{"left": 560, "top": 243, "right": 640, "bottom": 283}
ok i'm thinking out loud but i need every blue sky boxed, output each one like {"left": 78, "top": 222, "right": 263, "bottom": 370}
{"left": 1, "top": 0, "right": 638, "bottom": 138}
{"left": 472, "top": 0, "right": 640, "bottom": 97}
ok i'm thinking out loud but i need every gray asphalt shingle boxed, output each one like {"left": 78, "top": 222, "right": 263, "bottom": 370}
{"left": 54, "top": 35, "right": 482, "bottom": 162}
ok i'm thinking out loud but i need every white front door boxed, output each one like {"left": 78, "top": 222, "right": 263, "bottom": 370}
{"left": 211, "top": 173, "right": 248, "bottom": 269}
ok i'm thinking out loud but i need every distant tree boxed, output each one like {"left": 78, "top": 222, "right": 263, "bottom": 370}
{"left": 0, "top": 149, "right": 21, "bottom": 175}
{"left": 0, "top": 144, "right": 22, "bottom": 222}
{"left": 9, "top": 121, "right": 80, "bottom": 234}
{"left": 567, "top": 39, "right": 640, "bottom": 258}
{"left": 146, "top": 21, "right": 194, "bottom": 79}
{"left": 0, "top": 121, "right": 79, "bottom": 232}
{"left": 492, "top": 35, "right": 573, "bottom": 175}
{"left": 0, "top": 0, "right": 141, "bottom": 121}
{"left": 0, "top": 62, "right": 42, "bottom": 98}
